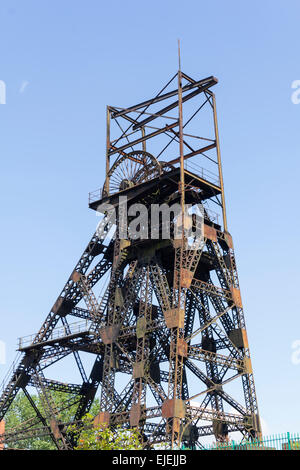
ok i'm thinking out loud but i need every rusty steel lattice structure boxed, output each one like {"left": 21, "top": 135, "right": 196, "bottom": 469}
{"left": 0, "top": 69, "right": 261, "bottom": 450}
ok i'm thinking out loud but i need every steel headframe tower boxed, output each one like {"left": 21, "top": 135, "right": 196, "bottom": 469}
{"left": 0, "top": 70, "right": 261, "bottom": 450}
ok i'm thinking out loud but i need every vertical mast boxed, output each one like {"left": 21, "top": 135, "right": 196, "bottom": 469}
{"left": 212, "top": 93, "right": 228, "bottom": 232}
{"left": 177, "top": 39, "right": 185, "bottom": 220}
{"left": 104, "top": 106, "right": 111, "bottom": 195}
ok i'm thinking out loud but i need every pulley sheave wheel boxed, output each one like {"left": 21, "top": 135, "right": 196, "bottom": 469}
{"left": 107, "top": 150, "right": 162, "bottom": 194}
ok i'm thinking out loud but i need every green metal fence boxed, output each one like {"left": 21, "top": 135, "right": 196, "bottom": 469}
{"left": 199, "top": 432, "right": 300, "bottom": 450}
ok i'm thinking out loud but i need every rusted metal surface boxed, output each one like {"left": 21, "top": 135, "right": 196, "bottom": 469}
{"left": 204, "top": 223, "right": 218, "bottom": 242}
{"left": 212, "top": 419, "right": 228, "bottom": 438}
{"left": 51, "top": 296, "right": 64, "bottom": 314}
{"left": 181, "top": 268, "right": 193, "bottom": 289}
{"left": 163, "top": 308, "right": 185, "bottom": 329}
{"left": 100, "top": 325, "right": 120, "bottom": 344}
{"left": 133, "top": 361, "right": 145, "bottom": 379}
{"left": 162, "top": 399, "right": 186, "bottom": 419}
{"left": 129, "top": 403, "right": 141, "bottom": 427}
{"left": 136, "top": 316, "right": 147, "bottom": 338}
{"left": 177, "top": 338, "right": 188, "bottom": 357}
{"left": 49, "top": 419, "right": 63, "bottom": 441}
{"left": 230, "top": 286, "right": 243, "bottom": 308}
{"left": 224, "top": 231, "right": 234, "bottom": 249}
{"left": 71, "top": 270, "right": 82, "bottom": 283}
{"left": 114, "top": 288, "right": 124, "bottom": 308}
{"left": 243, "top": 357, "right": 253, "bottom": 374}
{"left": 93, "top": 411, "right": 110, "bottom": 427}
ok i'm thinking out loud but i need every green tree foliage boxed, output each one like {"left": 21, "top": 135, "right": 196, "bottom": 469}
{"left": 4, "top": 391, "right": 100, "bottom": 450}
{"left": 71, "top": 414, "right": 143, "bottom": 450}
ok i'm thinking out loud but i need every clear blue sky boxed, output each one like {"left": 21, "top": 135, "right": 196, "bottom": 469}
{"left": 0, "top": 0, "right": 300, "bottom": 435}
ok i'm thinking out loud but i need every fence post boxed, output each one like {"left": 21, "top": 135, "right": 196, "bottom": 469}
{"left": 287, "top": 432, "right": 291, "bottom": 450}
